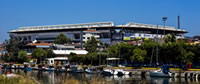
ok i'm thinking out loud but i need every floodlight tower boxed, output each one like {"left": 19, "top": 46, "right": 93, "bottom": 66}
{"left": 162, "top": 17, "right": 167, "bottom": 37}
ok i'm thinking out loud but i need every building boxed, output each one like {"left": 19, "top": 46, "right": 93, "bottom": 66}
{"left": 8, "top": 22, "right": 187, "bottom": 47}
{"left": 83, "top": 29, "right": 100, "bottom": 42}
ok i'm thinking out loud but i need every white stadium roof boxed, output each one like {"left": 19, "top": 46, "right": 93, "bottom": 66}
{"left": 9, "top": 22, "right": 187, "bottom": 33}
{"left": 116, "top": 22, "right": 187, "bottom": 32}
{"left": 9, "top": 22, "right": 114, "bottom": 32}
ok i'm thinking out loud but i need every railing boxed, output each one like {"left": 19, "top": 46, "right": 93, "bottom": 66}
{"left": 17, "top": 22, "right": 114, "bottom": 31}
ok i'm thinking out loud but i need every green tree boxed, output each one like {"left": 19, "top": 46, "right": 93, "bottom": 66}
{"left": 4, "top": 39, "right": 25, "bottom": 62}
{"left": 84, "top": 36, "right": 99, "bottom": 53}
{"left": 107, "top": 44, "right": 119, "bottom": 58}
{"left": 164, "top": 33, "right": 176, "bottom": 43}
{"left": 32, "top": 48, "right": 47, "bottom": 64}
{"left": 119, "top": 43, "right": 136, "bottom": 64}
{"left": 55, "top": 33, "right": 71, "bottom": 44}
{"left": 86, "top": 53, "right": 98, "bottom": 65}
{"left": 45, "top": 49, "right": 55, "bottom": 58}
{"left": 141, "top": 40, "right": 160, "bottom": 63}
{"left": 69, "top": 52, "right": 78, "bottom": 64}
{"left": 18, "top": 51, "right": 28, "bottom": 63}
{"left": 182, "top": 50, "right": 195, "bottom": 64}
{"left": 2, "top": 53, "right": 9, "bottom": 62}
{"left": 130, "top": 48, "right": 146, "bottom": 62}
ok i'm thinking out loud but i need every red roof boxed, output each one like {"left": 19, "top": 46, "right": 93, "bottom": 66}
{"left": 83, "top": 29, "right": 99, "bottom": 33}
{"left": 28, "top": 43, "right": 52, "bottom": 46}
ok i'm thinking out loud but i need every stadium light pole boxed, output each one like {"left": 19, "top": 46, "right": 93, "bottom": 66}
{"left": 162, "top": 17, "right": 167, "bottom": 38}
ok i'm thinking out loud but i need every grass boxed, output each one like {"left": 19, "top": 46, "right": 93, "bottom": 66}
{"left": 63, "top": 76, "right": 114, "bottom": 84}
{"left": 0, "top": 75, "right": 36, "bottom": 84}
{"left": 0, "top": 73, "right": 114, "bottom": 84}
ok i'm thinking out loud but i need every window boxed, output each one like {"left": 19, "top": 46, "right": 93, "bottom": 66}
{"left": 101, "top": 33, "right": 109, "bottom": 38}
{"left": 74, "top": 34, "right": 80, "bottom": 39}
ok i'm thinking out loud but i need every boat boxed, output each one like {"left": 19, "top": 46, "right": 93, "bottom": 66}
{"left": 113, "top": 69, "right": 123, "bottom": 76}
{"left": 114, "top": 69, "right": 131, "bottom": 76}
{"left": 44, "top": 66, "right": 55, "bottom": 71}
{"left": 124, "top": 70, "right": 131, "bottom": 75}
{"left": 149, "top": 65, "right": 174, "bottom": 77}
{"left": 85, "top": 68, "right": 96, "bottom": 74}
{"left": 68, "top": 65, "right": 84, "bottom": 73}
{"left": 24, "top": 64, "right": 32, "bottom": 71}
{"left": 24, "top": 67, "right": 32, "bottom": 71}
{"left": 6, "top": 73, "right": 19, "bottom": 78}
{"left": 32, "top": 66, "right": 38, "bottom": 70}
{"left": 102, "top": 69, "right": 114, "bottom": 76}
{"left": 149, "top": 26, "right": 175, "bottom": 77}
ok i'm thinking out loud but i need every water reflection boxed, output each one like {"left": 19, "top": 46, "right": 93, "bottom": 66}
{"left": 1, "top": 69, "right": 200, "bottom": 84}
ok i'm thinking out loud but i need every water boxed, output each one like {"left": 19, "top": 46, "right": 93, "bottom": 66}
{"left": 1, "top": 69, "right": 200, "bottom": 84}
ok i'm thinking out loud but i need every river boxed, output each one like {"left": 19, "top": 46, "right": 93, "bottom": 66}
{"left": 0, "top": 69, "right": 199, "bottom": 84}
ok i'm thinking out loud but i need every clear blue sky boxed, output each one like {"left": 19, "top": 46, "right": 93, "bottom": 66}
{"left": 0, "top": 0, "right": 200, "bottom": 42}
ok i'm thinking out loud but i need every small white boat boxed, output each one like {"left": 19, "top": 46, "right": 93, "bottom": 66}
{"left": 114, "top": 69, "right": 131, "bottom": 76}
{"left": 102, "top": 69, "right": 114, "bottom": 75}
{"left": 114, "top": 69, "right": 123, "bottom": 75}
{"left": 85, "top": 68, "right": 96, "bottom": 74}
{"left": 6, "top": 73, "right": 19, "bottom": 78}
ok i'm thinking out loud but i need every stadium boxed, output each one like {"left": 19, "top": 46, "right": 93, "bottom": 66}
{"left": 8, "top": 22, "right": 187, "bottom": 48}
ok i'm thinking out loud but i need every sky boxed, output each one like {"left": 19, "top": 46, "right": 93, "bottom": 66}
{"left": 0, "top": 0, "right": 200, "bottom": 42}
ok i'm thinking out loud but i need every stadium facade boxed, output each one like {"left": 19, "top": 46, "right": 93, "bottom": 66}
{"left": 8, "top": 22, "right": 187, "bottom": 48}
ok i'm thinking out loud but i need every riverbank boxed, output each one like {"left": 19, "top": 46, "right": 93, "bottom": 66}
{"left": 0, "top": 74, "right": 36, "bottom": 84}
{"left": 1, "top": 69, "right": 200, "bottom": 84}
{"left": 0, "top": 72, "right": 114, "bottom": 84}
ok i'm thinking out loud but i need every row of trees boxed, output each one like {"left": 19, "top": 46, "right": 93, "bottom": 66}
{"left": 107, "top": 34, "right": 200, "bottom": 66}
{"left": 2, "top": 33, "right": 200, "bottom": 66}
{"left": 2, "top": 47, "right": 55, "bottom": 64}
{"left": 32, "top": 48, "right": 55, "bottom": 64}
{"left": 2, "top": 39, "right": 27, "bottom": 63}
{"left": 2, "top": 39, "right": 55, "bottom": 64}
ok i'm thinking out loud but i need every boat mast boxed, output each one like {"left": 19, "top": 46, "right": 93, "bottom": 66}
{"left": 118, "top": 26, "right": 123, "bottom": 66}
{"left": 150, "top": 25, "right": 159, "bottom": 66}
{"left": 156, "top": 25, "right": 159, "bottom": 66}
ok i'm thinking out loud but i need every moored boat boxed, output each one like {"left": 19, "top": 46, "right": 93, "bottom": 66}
{"left": 149, "top": 65, "right": 174, "bottom": 77}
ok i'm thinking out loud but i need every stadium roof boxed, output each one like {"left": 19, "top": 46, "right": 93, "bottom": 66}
{"left": 116, "top": 22, "right": 187, "bottom": 32}
{"left": 8, "top": 22, "right": 187, "bottom": 33}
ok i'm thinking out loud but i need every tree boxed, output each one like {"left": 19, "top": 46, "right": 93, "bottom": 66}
{"left": 86, "top": 53, "right": 98, "bottom": 65}
{"left": 45, "top": 49, "right": 55, "bottom": 58}
{"left": 55, "top": 33, "right": 71, "bottom": 44}
{"left": 164, "top": 33, "right": 176, "bottom": 43}
{"left": 119, "top": 43, "right": 136, "bottom": 64}
{"left": 84, "top": 36, "right": 99, "bottom": 53}
{"left": 18, "top": 51, "right": 28, "bottom": 63}
{"left": 2, "top": 53, "right": 9, "bottom": 62}
{"left": 32, "top": 48, "right": 47, "bottom": 64}
{"left": 107, "top": 44, "right": 119, "bottom": 58}
{"left": 68, "top": 52, "right": 78, "bottom": 64}
{"left": 69, "top": 52, "right": 86, "bottom": 65}
{"left": 4, "top": 39, "right": 26, "bottom": 62}
{"left": 141, "top": 40, "right": 160, "bottom": 63}
{"left": 84, "top": 36, "right": 99, "bottom": 65}
{"left": 130, "top": 48, "right": 146, "bottom": 62}
{"left": 182, "top": 50, "right": 195, "bottom": 64}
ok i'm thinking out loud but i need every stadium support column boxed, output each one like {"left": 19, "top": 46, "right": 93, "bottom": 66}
{"left": 81, "top": 31, "right": 83, "bottom": 49}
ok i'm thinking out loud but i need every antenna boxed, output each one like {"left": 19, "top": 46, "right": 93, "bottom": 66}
{"left": 178, "top": 16, "right": 180, "bottom": 29}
